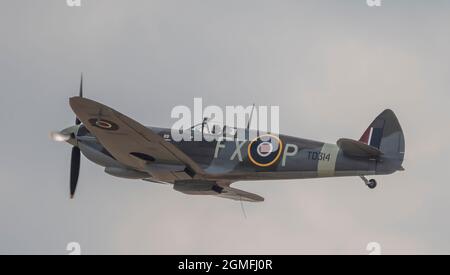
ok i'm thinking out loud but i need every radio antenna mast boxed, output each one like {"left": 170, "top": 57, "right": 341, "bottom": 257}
{"left": 246, "top": 104, "right": 256, "bottom": 130}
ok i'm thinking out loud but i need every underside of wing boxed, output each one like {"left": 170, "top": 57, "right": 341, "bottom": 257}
{"left": 173, "top": 180, "right": 264, "bottom": 202}
{"left": 217, "top": 185, "right": 265, "bottom": 202}
{"left": 69, "top": 97, "right": 204, "bottom": 180}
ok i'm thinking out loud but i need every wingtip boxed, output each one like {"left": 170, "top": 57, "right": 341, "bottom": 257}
{"left": 69, "top": 96, "right": 82, "bottom": 110}
{"left": 69, "top": 96, "right": 89, "bottom": 108}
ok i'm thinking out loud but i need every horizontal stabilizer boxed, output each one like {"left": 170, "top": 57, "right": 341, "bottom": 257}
{"left": 337, "top": 138, "right": 383, "bottom": 158}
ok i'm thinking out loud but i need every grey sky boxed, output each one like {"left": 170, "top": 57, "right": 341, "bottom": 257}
{"left": 1, "top": 0, "right": 449, "bottom": 254}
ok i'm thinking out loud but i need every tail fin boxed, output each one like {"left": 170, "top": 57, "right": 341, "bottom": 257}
{"left": 359, "top": 109, "right": 405, "bottom": 164}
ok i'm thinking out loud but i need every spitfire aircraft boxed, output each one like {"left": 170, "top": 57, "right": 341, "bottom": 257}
{"left": 51, "top": 78, "right": 405, "bottom": 202}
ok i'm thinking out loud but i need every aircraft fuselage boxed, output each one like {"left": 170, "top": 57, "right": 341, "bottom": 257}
{"left": 75, "top": 125, "right": 397, "bottom": 184}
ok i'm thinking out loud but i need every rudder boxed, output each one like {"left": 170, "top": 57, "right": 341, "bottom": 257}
{"left": 359, "top": 109, "right": 405, "bottom": 163}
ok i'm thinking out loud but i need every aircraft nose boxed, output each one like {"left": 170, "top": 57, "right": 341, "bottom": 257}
{"left": 50, "top": 131, "right": 71, "bottom": 142}
{"left": 50, "top": 125, "right": 80, "bottom": 144}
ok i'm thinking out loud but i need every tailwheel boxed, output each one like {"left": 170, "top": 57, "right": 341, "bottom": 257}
{"left": 367, "top": 179, "right": 377, "bottom": 189}
{"left": 360, "top": 176, "right": 377, "bottom": 189}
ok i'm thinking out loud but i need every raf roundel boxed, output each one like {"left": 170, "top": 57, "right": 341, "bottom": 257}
{"left": 88, "top": 118, "right": 119, "bottom": 131}
{"left": 96, "top": 120, "right": 112, "bottom": 129}
{"left": 257, "top": 142, "right": 273, "bottom": 157}
{"left": 248, "top": 134, "right": 283, "bottom": 167}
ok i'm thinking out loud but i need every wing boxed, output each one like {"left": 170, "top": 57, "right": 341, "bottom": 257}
{"left": 69, "top": 97, "right": 204, "bottom": 180}
{"left": 173, "top": 180, "right": 264, "bottom": 202}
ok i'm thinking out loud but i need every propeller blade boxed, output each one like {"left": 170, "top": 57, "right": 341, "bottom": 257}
{"left": 70, "top": 146, "right": 81, "bottom": 199}
{"left": 75, "top": 74, "right": 83, "bottom": 125}
{"left": 79, "top": 74, "right": 83, "bottom": 98}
